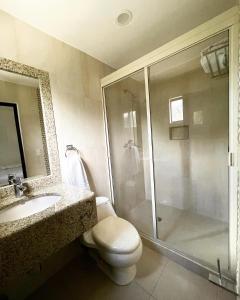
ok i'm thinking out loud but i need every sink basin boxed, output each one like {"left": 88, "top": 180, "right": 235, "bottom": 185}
{"left": 0, "top": 194, "right": 61, "bottom": 223}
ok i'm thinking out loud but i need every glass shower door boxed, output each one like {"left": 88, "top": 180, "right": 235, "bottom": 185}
{"left": 149, "top": 31, "right": 230, "bottom": 273}
{"left": 104, "top": 70, "right": 154, "bottom": 237}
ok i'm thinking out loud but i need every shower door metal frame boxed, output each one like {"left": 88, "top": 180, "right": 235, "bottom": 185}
{"left": 144, "top": 67, "right": 158, "bottom": 239}
{"left": 101, "top": 5, "right": 239, "bottom": 290}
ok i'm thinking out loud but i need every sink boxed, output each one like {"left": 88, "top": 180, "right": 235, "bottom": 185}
{"left": 0, "top": 194, "right": 61, "bottom": 223}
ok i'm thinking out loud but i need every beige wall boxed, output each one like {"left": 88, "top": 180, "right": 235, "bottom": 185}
{"left": 104, "top": 73, "right": 154, "bottom": 235}
{"left": 0, "top": 9, "right": 113, "bottom": 196}
{"left": 0, "top": 106, "right": 21, "bottom": 167}
{"left": 105, "top": 66, "right": 229, "bottom": 229}
{"left": 0, "top": 80, "right": 46, "bottom": 177}
{"left": 105, "top": 76, "right": 145, "bottom": 208}
{"left": 150, "top": 68, "right": 229, "bottom": 222}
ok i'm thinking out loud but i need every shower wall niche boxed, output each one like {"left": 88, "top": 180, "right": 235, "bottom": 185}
{"left": 102, "top": 8, "right": 239, "bottom": 288}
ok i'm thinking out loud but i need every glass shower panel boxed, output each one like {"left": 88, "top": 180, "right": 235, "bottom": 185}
{"left": 149, "top": 31, "right": 229, "bottom": 272}
{"left": 104, "top": 70, "right": 153, "bottom": 237}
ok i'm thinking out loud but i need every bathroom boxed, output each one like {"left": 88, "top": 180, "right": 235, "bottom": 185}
{"left": 0, "top": 0, "right": 239, "bottom": 299}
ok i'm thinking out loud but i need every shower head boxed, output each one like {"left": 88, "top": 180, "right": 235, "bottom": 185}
{"left": 123, "top": 89, "right": 136, "bottom": 98}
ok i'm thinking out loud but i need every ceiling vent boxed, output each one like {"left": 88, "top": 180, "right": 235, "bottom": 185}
{"left": 116, "top": 10, "right": 133, "bottom": 26}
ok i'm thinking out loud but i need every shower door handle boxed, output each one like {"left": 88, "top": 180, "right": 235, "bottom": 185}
{"left": 228, "top": 152, "right": 234, "bottom": 167}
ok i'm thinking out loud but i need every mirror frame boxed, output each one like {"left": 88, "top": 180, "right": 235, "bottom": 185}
{"left": 0, "top": 58, "right": 61, "bottom": 200}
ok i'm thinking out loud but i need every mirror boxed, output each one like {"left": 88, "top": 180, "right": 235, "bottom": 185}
{"left": 0, "top": 70, "right": 49, "bottom": 187}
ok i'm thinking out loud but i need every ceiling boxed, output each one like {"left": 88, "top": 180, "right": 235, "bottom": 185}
{"left": 0, "top": 0, "right": 236, "bottom": 69}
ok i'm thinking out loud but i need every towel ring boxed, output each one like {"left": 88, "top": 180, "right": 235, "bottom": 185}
{"left": 65, "top": 144, "right": 79, "bottom": 157}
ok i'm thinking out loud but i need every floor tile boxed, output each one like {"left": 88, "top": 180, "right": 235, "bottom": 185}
{"left": 28, "top": 245, "right": 231, "bottom": 300}
{"left": 217, "top": 287, "right": 237, "bottom": 300}
{"left": 135, "top": 245, "right": 169, "bottom": 294}
{"left": 152, "top": 261, "right": 218, "bottom": 300}
{"left": 132, "top": 201, "right": 229, "bottom": 272}
{"left": 28, "top": 252, "right": 150, "bottom": 300}
{"left": 67, "top": 257, "right": 150, "bottom": 300}
{"left": 26, "top": 272, "right": 71, "bottom": 300}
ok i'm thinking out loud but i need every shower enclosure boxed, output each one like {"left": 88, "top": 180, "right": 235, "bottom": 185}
{"left": 101, "top": 8, "right": 239, "bottom": 289}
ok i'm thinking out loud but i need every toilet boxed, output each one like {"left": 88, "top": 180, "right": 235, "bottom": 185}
{"left": 82, "top": 196, "right": 142, "bottom": 285}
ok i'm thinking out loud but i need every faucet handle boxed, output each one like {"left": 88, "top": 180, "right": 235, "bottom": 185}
{"left": 13, "top": 177, "right": 28, "bottom": 197}
{"left": 8, "top": 174, "right": 15, "bottom": 185}
{"left": 13, "top": 177, "right": 22, "bottom": 185}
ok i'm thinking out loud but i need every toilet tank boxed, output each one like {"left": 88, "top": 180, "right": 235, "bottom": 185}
{"left": 96, "top": 197, "right": 116, "bottom": 221}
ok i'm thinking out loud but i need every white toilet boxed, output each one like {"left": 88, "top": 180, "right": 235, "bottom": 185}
{"left": 82, "top": 196, "right": 142, "bottom": 285}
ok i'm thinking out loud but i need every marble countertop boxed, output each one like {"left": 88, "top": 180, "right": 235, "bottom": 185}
{"left": 0, "top": 183, "right": 97, "bottom": 288}
{"left": 0, "top": 183, "right": 95, "bottom": 240}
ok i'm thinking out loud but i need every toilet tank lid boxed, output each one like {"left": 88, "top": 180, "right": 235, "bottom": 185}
{"left": 96, "top": 196, "right": 109, "bottom": 206}
{"left": 92, "top": 216, "right": 140, "bottom": 254}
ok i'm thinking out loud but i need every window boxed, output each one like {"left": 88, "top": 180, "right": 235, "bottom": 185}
{"left": 169, "top": 97, "right": 184, "bottom": 123}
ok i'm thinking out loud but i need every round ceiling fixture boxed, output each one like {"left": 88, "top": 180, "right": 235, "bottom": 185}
{"left": 116, "top": 10, "right": 133, "bottom": 26}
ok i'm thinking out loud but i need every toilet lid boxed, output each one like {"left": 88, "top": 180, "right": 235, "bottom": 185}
{"left": 92, "top": 216, "right": 140, "bottom": 254}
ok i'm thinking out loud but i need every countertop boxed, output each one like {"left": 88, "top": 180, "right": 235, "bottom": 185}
{"left": 0, "top": 183, "right": 97, "bottom": 288}
{"left": 0, "top": 183, "right": 94, "bottom": 239}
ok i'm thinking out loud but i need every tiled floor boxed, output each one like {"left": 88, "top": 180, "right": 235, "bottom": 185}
{"left": 27, "top": 245, "right": 236, "bottom": 300}
{"left": 129, "top": 201, "right": 228, "bottom": 272}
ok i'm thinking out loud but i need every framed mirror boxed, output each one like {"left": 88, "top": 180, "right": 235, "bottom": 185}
{"left": 0, "top": 101, "right": 27, "bottom": 185}
{"left": 0, "top": 58, "right": 61, "bottom": 198}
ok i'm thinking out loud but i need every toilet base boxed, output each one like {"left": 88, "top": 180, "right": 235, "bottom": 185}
{"left": 89, "top": 249, "right": 136, "bottom": 285}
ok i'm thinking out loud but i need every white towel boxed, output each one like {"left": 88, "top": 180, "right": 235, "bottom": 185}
{"left": 200, "top": 47, "right": 228, "bottom": 74}
{"left": 64, "top": 151, "right": 90, "bottom": 191}
{"left": 131, "top": 145, "right": 140, "bottom": 175}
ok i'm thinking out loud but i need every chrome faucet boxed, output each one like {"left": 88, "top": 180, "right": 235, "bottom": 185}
{"left": 13, "top": 176, "right": 27, "bottom": 198}
{"left": 8, "top": 174, "right": 15, "bottom": 185}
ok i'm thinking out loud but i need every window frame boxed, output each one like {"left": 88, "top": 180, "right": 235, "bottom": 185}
{"left": 169, "top": 96, "right": 184, "bottom": 124}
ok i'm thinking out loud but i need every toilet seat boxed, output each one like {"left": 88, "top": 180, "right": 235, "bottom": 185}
{"left": 92, "top": 216, "right": 140, "bottom": 254}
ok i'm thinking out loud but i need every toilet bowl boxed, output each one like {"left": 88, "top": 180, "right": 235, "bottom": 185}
{"left": 82, "top": 196, "right": 142, "bottom": 285}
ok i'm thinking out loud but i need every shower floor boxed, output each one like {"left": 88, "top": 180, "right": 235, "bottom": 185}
{"left": 126, "top": 200, "right": 229, "bottom": 273}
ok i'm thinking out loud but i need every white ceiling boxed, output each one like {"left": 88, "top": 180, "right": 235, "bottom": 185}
{"left": 0, "top": 0, "right": 236, "bottom": 69}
